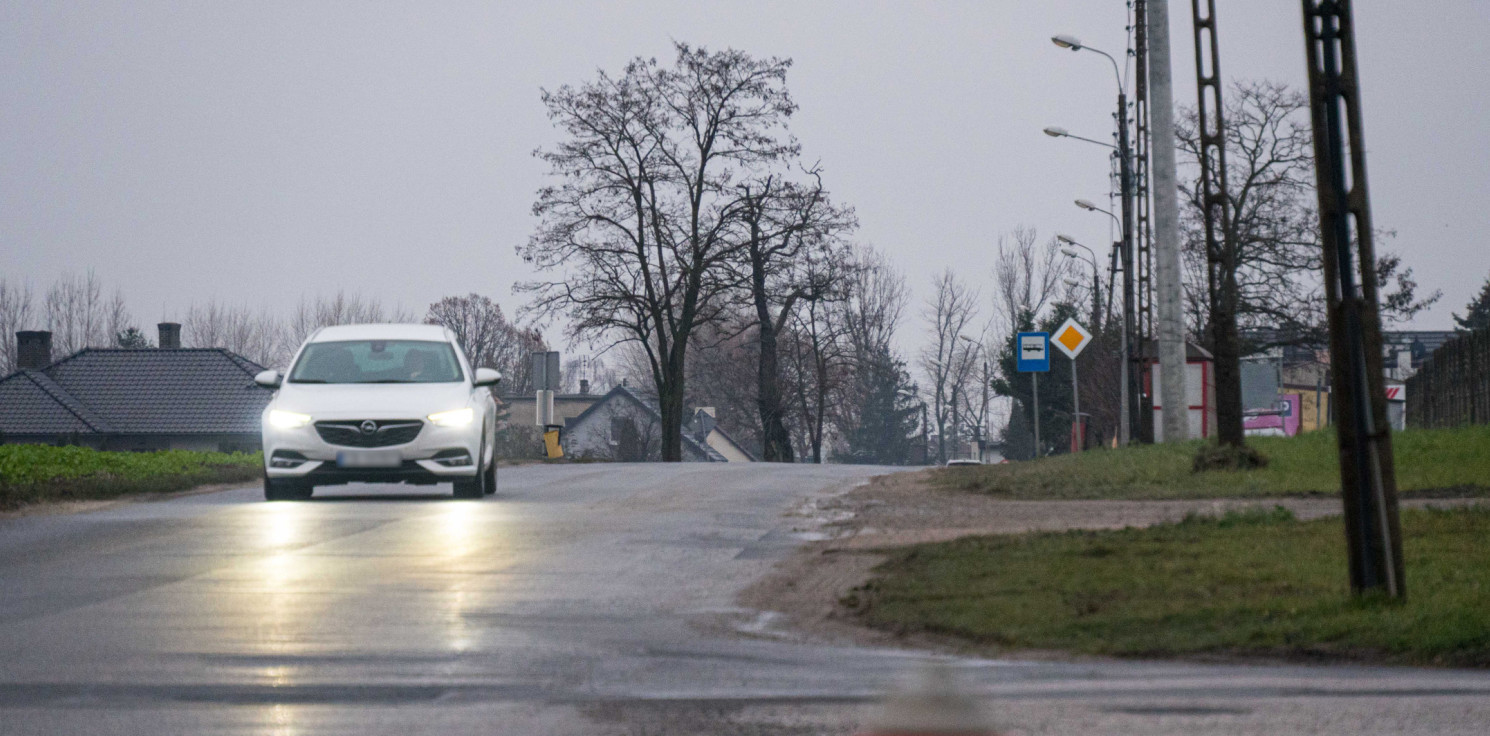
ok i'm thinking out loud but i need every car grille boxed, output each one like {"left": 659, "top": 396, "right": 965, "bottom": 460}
{"left": 314, "top": 420, "right": 423, "bottom": 448}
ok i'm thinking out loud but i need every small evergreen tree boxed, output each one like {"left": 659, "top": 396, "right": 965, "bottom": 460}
{"left": 1453, "top": 274, "right": 1490, "bottom": 333}
{"left": 114, "top": 327, "right": 152, "bottom": 349}
{"left": 842, "top": 347, "right": 920, "bottom": 465}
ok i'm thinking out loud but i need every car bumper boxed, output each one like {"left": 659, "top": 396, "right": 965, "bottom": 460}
{"left": 261, "top": 420, "right": 480, "bottom": 483}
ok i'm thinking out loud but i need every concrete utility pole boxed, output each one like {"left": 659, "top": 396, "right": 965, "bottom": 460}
{"left": 1145, "top": 0, "right": 1190, "bottom": 441}
{"left": 1300, "top": 0, "right": 1405, "bottom": 598}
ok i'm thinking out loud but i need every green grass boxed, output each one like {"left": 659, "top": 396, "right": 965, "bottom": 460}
{"left": 934, "top": 424, "right": 1490, "bottom": 500}
{"left": 0, "top": 444, "right": 262, "bottom": 510}
{"left": 846, "top": 505, "right": 1490, "bottom": 667}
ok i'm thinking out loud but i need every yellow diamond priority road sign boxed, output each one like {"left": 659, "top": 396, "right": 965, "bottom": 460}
{"left": 1052, "top": 318, "right": 1092, "bottom": 359}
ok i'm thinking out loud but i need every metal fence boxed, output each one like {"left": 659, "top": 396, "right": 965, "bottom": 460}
{"left": 1406, "top": 330, "right": 1490, "bottom": 428}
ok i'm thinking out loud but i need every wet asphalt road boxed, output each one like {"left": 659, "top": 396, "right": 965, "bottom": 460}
{"left": 1, "top": 463, "right": 1487, "bottom": 735}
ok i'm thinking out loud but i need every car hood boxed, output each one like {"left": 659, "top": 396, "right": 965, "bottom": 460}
{"left": 271, "top": 383, "right": 473, "bottom": 421}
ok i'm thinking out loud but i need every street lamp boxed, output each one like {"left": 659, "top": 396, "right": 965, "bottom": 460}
{"left": 1075, "top": 198, "right": 1117, "bottom": 218}
{"left": 1045, "top": 127, "right": 1118, "bottom": 150}
{"left": 1050, "top": 35, "right": 1124, "bottom": 92}
{"left": 1052, "top": 32, "right": 1141, "bottom": 446}
{"left": 1055, "top": 235, "right": 1105, "bottom": 331}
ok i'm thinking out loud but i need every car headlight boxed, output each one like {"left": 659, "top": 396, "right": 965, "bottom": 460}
{"left": 428, "top": 407, "right": 475, "bottom": 427}
{"left": 267, "top": 410, "right": 312, "bottom": 429}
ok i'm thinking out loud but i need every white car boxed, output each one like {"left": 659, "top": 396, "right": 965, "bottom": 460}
{"left": 254, "top": 323, "right": 500, "bottom": 501}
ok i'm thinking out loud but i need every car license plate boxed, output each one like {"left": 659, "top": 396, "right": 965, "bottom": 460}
{"left": 336, "top": 450, "right": 402, "bottom": 468}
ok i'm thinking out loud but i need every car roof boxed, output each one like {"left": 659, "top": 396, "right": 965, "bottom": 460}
{"left": 308, "top": 323, "right": 451, "bottom": 343}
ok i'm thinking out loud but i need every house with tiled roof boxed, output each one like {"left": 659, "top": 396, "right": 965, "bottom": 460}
{"left": 0, "top": 324, "right": 271, "bottom": 452}
{"left": 559, "top": 384, "right": 755, "bottom": 462}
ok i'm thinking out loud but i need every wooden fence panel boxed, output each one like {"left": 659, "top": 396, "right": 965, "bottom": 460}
{"left": 1407, "top": 330, "right": 1490, "bottom": 428}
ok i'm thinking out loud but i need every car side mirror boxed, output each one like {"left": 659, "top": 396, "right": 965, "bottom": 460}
{"left": 473, "top": 368, "right": 502, "bottom": 387}
{"left": 253, "top": 369, "right": 282, "bottom": 388}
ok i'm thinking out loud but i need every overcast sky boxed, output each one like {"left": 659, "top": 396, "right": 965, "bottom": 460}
{"left": 3, "top": 1, "right": 1487, "bottom": 361}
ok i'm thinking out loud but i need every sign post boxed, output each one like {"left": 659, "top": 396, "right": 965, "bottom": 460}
{"left": 1052, "top": 319, "right": 1094, "bottom": 451}
{"left": 532, "top": 351, "right": 563, "bottom": 458}
{"left": 1016, "top": 332, "right": 1051, "bottom": 456}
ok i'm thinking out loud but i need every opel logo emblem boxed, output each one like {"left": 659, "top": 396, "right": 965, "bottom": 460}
{"left": 360, "top": 420, "right": 378, "bottom": 435}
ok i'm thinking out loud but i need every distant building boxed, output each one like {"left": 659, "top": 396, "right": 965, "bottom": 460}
{"left": 499, "top": 388, "right": 601, "bottom": 429}
{"left": 560, "top": 385, "right": 755, "bottom": 462}
{"left": 0, "top": 324, "right": 271, "bottom": 452}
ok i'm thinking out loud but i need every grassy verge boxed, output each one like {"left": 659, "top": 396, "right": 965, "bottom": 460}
{"left": 0, "top": 445, "right": 262, "bottom": 510}
{"left": 845, "top": 505, "right": 1490, "bottom": 667}
{"left": 934, "top": 424, "right": 1490, "bottom": 500}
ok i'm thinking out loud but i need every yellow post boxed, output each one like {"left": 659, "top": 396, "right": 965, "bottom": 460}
{"left": 543, "top": 429, "right": 564, "bottom": 459}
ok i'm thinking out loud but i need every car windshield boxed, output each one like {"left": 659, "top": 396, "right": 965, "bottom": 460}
{"left": 288, "top": 340, "right": 464, "bottom": 384}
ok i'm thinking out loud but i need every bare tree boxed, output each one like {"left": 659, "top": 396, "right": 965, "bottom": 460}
{"left": 425, "top": 293, "right": 548, "bottom": 393}
{"left": 1177, "top": 80, "right": 1438, "bottom": 348}
{"left": 988, "top": 228, "right": 1075, "bottom": 455}
{"left": 182, "top": 301, "right": 286, "bottom": 366}
{"left": 0, "top": 280, "right": 34, "bottom": 372}
{"left": 919, "top": 270, "right": 980, "bottom": 463}
{"left": 782, "top": 275, "right": 851, "bottom": 462}
{"left": 41, "top": 271, "right": 133, "bottom": 356}
{"left": 991, "top": 227, "right": 1069, "bottom": 344}
{"left": 519, "top": 43, "right": 798, "bottom": 461}
{"left": 826, "top": 245, "right": 917, "bottom": 464}
{"left": 285, "top": 291, "right": 416, "bottom": 350}
{"left": 736, "top": 168, "right": 857, "bottom": 461}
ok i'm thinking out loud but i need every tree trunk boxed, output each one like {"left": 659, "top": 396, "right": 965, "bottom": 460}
{"left": 811, "top": 352, "right": 829, "bottom": 463}
{"left": 1212, "top": 256, "right": 1245, "bottom": 447}
{"left": 748, "top": 222, "right": 795, "bottom": 463}
{"left": 755, "top": 319, "right": 794, "bottom": 462}
{"left": 657, "top": 351, "right": 687, "bottom": 462}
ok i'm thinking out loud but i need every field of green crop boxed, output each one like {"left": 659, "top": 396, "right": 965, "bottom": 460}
{"left": 0, "top": 444, "right": 262, "bottom": 509}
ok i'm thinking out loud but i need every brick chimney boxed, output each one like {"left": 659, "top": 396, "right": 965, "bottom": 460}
{"left": 157, "top": 322, "right": 181, "bottom": 349}
{"left": 17, "top": 331, "right": 52, "bottom": 370}
{"left": 579, "top": 378, "right": 590, "bottom": 395}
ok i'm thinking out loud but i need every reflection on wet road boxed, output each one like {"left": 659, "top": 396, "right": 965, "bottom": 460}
{"left": 1, "top": 464, "right": 1487, "bottom": 735}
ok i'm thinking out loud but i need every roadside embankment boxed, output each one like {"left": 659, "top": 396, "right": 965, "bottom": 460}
{"left": 934, "top": 425, "right": 1490, "bottom": 500}
{"left": 847, "top": 504, "right": 1490, "bottom": 667}
{"left": 0, "top": 445, "right": 261, "bottom": 511}
{"left": 743, "top": 427, "right": 1490, "bottom": 667}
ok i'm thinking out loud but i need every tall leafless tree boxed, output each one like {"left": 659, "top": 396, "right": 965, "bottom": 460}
{"left": 520, "top": 43, "right": 798, "bottom": 461}
{"left": 39, "top": 271, "right": 133, "bottom": 356}
{"left": 0, "top": 280, "right": 34, "bottom": 372}
{"left": 285, "top": 291, "right": 416, "bottom": 351}
{"left": 919, "top": 270, "right": 980, "bottom": 463}
{"left": 425, "top": 293, "right": 548, "bottom": 394}
{"left": 988, "top": 228, "right": 1075, "bottom": 452}
{"left": 737, "top": 168, "right": 856, "bottom": 461}
{"left": 827, "top": 244, "right": 915, "bottom": 464}
{"left": 1177, "top": 80, "right": 1438, "bottom": 347}
{"left": 781, "top": 252, "right": 857, "bottom": 463}
{"left": 182, "top": 301, "right": 286, "bottom": 366}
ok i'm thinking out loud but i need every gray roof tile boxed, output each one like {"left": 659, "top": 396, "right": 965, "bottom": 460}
{"left": 10, "top": 348, "right": 273, "bottom": 435}
{"left": 0, "top": 370, "right": 106, "bottom": 435}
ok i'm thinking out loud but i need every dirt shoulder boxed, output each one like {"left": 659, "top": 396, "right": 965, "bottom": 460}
{"left": 739, "top": 469, "right": 1481, "bottom": 652}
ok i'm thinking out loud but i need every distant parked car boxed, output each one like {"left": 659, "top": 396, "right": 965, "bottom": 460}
{"left": 255, "top": 324, "right": 501, "bottom": 501}
{"left": 945, "top": 458, "right": 982, "bottom": 467}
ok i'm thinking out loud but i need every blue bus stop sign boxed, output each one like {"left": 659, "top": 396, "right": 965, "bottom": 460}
{"left": 1016, "top": 332, "right": 1050, "bottom": 373}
